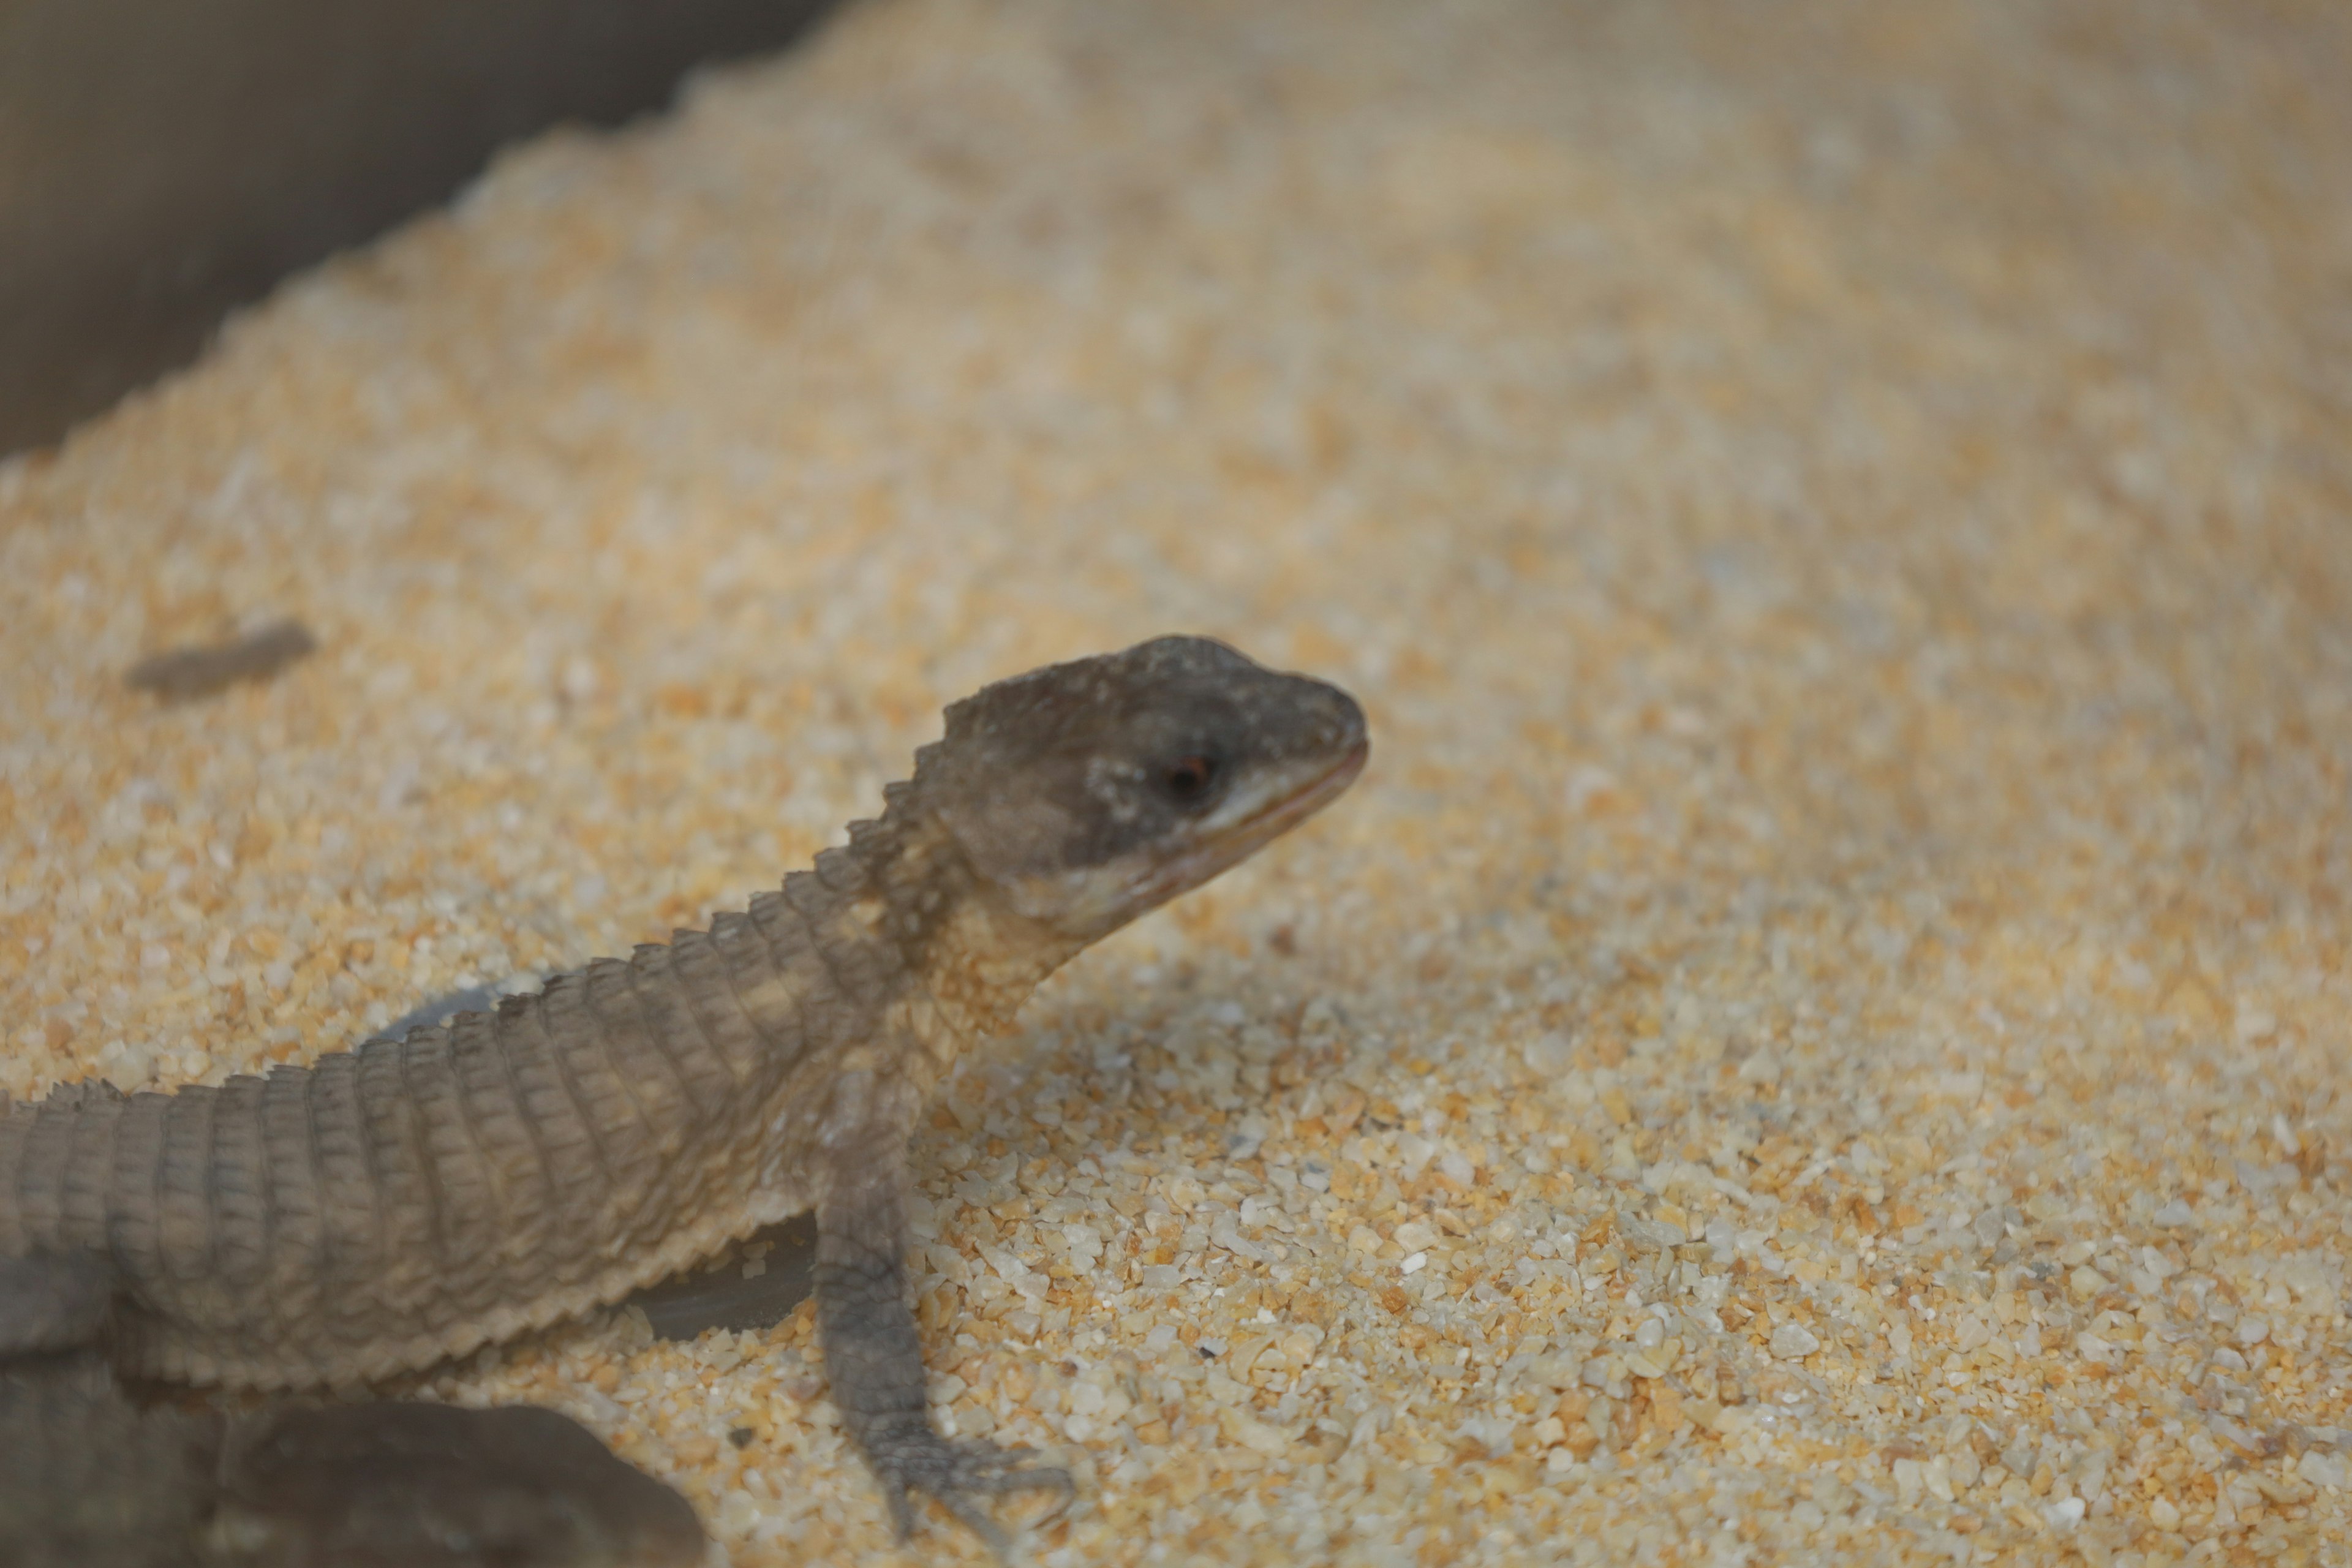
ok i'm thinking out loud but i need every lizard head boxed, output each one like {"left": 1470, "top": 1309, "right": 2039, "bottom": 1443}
{"left": 919, "top": 636, "right": 1366, "bottom": 944}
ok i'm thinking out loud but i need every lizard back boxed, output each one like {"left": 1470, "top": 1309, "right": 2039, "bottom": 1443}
{"left": 1, "top": 855, "right": 913, "bottom": 1389}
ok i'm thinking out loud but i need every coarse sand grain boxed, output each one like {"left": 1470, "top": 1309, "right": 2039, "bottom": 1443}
{"left": 5, "top": 1, "right": 2351, "bottom": 1562}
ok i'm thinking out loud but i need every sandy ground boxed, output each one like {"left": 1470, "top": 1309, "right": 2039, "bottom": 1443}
{"left": 5, "top": 1, "right": 2351, "bottom": 1563}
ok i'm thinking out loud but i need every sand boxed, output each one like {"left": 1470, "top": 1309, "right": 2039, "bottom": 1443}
{"left": 4, "top": 0, "right": 2350, "bottom": 1562}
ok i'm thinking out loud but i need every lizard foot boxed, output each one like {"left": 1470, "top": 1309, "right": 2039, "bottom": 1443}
{"left": 862, "top": 1424, "right": 1071, "bottom": 1556}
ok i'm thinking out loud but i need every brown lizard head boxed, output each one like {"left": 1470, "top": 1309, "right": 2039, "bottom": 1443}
{"left": 916, "top": 636, "right": 1366, "bottom": 944}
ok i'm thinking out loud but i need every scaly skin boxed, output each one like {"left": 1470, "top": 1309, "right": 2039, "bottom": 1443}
{"left": 1, "top": 635, "right": 1366, "bottom": 1544}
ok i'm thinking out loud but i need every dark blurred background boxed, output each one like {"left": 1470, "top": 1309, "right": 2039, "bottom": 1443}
{"left": 0, "top": 0, "right": 838, "bottom": 456}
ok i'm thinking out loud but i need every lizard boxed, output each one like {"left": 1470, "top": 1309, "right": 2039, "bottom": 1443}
{"left": 0, "top": 634, "right": 1369, "bottom": 1548}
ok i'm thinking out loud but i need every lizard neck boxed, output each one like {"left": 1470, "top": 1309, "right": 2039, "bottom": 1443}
{"left": 844, "top": 788, "right": 1086, "bottom": 1047}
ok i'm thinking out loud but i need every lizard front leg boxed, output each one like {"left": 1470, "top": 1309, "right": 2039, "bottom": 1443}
{"left": 815, "top": 1146, "right": 1069, "bottom": 1551}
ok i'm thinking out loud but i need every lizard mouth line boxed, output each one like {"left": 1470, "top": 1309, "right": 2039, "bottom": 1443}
{"left": 1223, "top": 736, "right": 1369, "bottom": 842}
{"left": 1133, "top": 736, "right": 1368, "bottom": 905}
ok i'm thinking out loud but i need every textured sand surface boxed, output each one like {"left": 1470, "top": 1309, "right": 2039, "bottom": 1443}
{"left": 5, "top": 1, "right": 2351, "bottom": 1562}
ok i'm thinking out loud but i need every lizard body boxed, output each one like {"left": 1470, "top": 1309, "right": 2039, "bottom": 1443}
{"left": 1, "top": 635, "right": 1367, "bottom": 1542}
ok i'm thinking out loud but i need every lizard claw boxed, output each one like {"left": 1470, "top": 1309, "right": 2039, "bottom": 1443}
{"left": 865, "top": 1429, "right": 1071, "bottom": 1556}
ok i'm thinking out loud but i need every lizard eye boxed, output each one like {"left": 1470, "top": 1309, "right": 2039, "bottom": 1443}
{"left": 1159, "top": 753, "right": 1219, "bottom": 807}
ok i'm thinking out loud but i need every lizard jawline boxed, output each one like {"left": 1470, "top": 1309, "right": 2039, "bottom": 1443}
{"left": 1118, "top": 735, "right": 1366, "bottom": 914}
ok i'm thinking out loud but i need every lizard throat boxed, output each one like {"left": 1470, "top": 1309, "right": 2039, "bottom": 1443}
{"left": 844, "top": 809, "right": 1081, "bottom": 1045}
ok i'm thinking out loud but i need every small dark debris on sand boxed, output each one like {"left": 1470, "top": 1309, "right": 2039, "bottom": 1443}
{"left": 126, "top": 618, "right": 317, "bottom": 701}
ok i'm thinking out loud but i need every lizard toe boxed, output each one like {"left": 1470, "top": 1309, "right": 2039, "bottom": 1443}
{"left": 873, "top": 1431, "right": 1070, "bottom": 1554}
